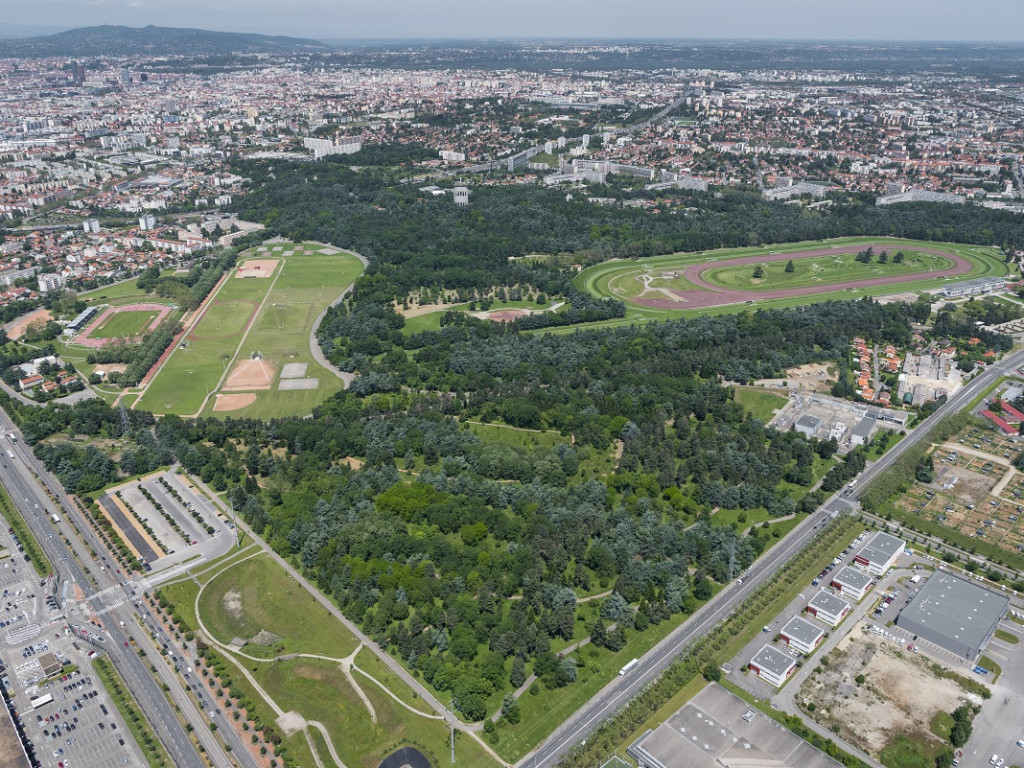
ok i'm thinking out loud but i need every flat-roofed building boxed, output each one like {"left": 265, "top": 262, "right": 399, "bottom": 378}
{"left": 896, "top": 571, "right": 1009, "bottom": 660}
{"left": 779, "top": 615, "right": 826, "bottom": 655}
{"left": 795, "top": 414, "right": 822, "bottom": 437}
{"left": 748, "top": 644, "right": 797, "bottom": 687}
{"left": 854, "top": 531, "right": 904, "bottom": 575}
{"left": 831, "top": 565, "right": 873, "bottom": 601}
{"left": 627, "top": 684, "right": 842, "bottom": 768}
{"left": 806, "top": 589, "right": 851, "bottom": 627}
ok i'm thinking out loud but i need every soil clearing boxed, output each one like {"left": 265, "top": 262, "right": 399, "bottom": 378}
{"left": 224, "top": 358, "right": 277, "bottom": 391}
{"left": 213, "top": 393, "right": 258, "bottom": 411}
{"left": 799, "top": 624, "right": 978, "bottom": 757}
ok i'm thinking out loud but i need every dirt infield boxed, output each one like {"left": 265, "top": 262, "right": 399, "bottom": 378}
{"left": 4, "top": 308, "right": 52, "bottom": 340}
{"left": 224, "top": 357, "right": 277, "bottom": 391}
{"left": 487, "top": 309, "right": 528, "bottom": 322}
{"left": 213, "top": 393, "right": 257, "bottom": 411}
{"left": 77, "top": 302, "right": 174, "bottom": 348}
{"left": 236, "top": 259, "right": 279, "bottom": 279}
{"left": 634, "top": 245, "right": 974, "bottom": 309}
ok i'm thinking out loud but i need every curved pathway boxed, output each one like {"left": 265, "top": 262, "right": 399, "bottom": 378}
{"left": 308, "top": 249, "right": 369, "bottom": 388}
{"left": 635, "top": 244, "right": 975, "bottom": 309}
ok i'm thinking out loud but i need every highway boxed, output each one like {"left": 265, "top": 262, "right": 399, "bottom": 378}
{"left": 0, "top": 409, "right": 258, "bottom": 768}
{"left": 519, "top": 345, "right": 1024, "bottom": 768}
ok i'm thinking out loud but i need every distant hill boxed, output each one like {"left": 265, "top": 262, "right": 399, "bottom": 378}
{"left": 0, "top": 24, "right": 332, "bottom": 57}
{"left": 0, "top": 23, "right": 69, "bottom": 39}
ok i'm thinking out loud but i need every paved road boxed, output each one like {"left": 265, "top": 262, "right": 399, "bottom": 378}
{"left": 0, "top": 413, "right": 257, "bottom": 768}
{"left": 520, "top": 345, "right": 1024, "bottom": 768}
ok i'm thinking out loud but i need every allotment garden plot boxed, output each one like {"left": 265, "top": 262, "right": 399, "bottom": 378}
{"left": 135, "top": 242, "right": 364, "bottom": 418}
{"left": 895, "top": 424, "right": 1024, "bottom": 556}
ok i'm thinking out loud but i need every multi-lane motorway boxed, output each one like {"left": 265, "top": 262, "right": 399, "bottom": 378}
{"left": 0, "top": 408, "right": 258, "bottom": 768}
{"left": 520, "top": 345, "right": 1024, "bottom": 768}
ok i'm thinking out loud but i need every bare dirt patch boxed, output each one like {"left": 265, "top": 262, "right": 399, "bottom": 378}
{"left": 397, "top": 301, "right": 459, "bottom": 318}
{"left": 486, "top": 309, "right": 528, "bottom": 322}
{"left": 222, "top": 587, "right": 244, "bottom": 622}
{"left": 224, "top": 358, "right": 277, "bottom": 391}
{"left": 213, "top": 393, "right": 258, "bottom": 412}
{"left": 5, "top": 308, "right": 52, "bottom": 340}
{"left": 800, "top": 624, "right": 977, "bottom": 757}
{"left": 235, "top": 258, "right": 279, "bottom": 279}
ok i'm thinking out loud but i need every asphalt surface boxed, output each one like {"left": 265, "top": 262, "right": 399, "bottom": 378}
{"left": 0, "top": 411, "right": 258, "bottom": 768}
{"left": 520, "top": 345, "right": 1024, "bottom": 768}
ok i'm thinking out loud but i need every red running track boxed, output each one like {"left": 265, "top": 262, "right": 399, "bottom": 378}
{"left": 633, "top": 244, "right": 972, "bottom": 309}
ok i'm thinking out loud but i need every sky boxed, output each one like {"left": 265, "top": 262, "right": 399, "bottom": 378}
{"left": 5, "top": 0, "right": 1024, "bottom": 41}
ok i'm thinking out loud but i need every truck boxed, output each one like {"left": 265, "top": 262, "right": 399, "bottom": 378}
{"left": 619, "top": 658, "right": 640, "bottom": 676}
{"left": 51, "top": 513, "right": 60, "bottom": 523}
{"left": 5, "top": 450, "right": 12, "bottom": 459}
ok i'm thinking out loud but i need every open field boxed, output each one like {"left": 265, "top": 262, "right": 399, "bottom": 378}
{"left": 572, "top": 238, "right": 1008, "bottom": 326}
{"left": 198, "top": 553, "right": 360, "bottom": 658}
{"left": 134, "top": 242, "right": 364, "bottom": 418}
{"left": 733, "top": 387, "right": 788, "bottom": 422}
{"left": 161, "top": 547, "right": 499, "bottom": 768}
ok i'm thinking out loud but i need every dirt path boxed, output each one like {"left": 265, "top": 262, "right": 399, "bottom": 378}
{"left": 635, "top": 244, "right": 975, "bottom": 310}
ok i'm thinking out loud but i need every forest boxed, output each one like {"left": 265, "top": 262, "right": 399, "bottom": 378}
{"left": 230, "top": 156, "right": 1024, "bottom": 301}
{"left": 0, "top": 294, "right": 951, "bottom": 722}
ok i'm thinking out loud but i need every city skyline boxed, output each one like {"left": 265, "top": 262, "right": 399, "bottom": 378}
{"left": 3, "top": 0, "right": 1024, "bottom": 42}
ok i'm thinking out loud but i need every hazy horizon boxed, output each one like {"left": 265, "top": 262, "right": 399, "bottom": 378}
{"left": 3, "top": 0, "right": 1024, "bottom": 43}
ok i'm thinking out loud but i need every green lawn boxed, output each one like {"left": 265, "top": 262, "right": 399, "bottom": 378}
{"left": 90, "top": 309, "right": 160, "bottom": 339}
{"left": 197, "top": 553, "right": 359, "bottom": 658}
{"left": 978, "top": 655, "right": 1002, "bottom": 682}
{"left": 702, "top": 250, "right": 951, "bottom": 292}
{"left": 733, "top": 387, "right": 788, "bottom": 422}
{"left": 995, "top": 628, "right": 1019, "bottom": 644}
{"left": 77, "top": 270, "right": 177, "bottom": 306}
{"left": 879, "top": 734, "right": 944, "bottom": 768}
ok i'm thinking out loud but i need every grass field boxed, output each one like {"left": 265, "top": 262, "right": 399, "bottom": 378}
{"left": 702, "top": 249, "right": 952, "bottom": 292}
{"left": 733, "top": 388, "right": 788, "bottom": 422}
{"left": 165, "top": 546, "right": 500, "bottom": 768}
{"left": 570, "top": 238, "right": 1009, "bottom": 329}
{"left": 198, "top": 553, "right": 359, "bottom": 658}
{"left": 135, "top": 242, "right": 364, "bottom": 418}
{"left": 90, "top": 309, "right": 159, "bottom": 339}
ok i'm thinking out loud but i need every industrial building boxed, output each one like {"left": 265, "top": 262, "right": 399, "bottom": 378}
{"left": 896, "top": 571, "right": 1009, "bottom": 660}
{"left": 830, "top": 565, "right": 873, "bottom": 601}
{"left": 806, "top": 590, "right": 851, "bottom": 627}
{"left": 779, "top": 616, "right": 826, "bottom": 655}
{"left": 854, "top": 531, "right": 904, "bottom": 575}
{"left": 794, "top": 414, "right": 822, "bottom": 437}
{"left": 850, "top": 417, "right": 874, "bottom": 446}
{"left": 748, "top": 644, "right": 797, "bottom": 687}
{"left": 627, "top": 684, "right": 842, "bottom": 768}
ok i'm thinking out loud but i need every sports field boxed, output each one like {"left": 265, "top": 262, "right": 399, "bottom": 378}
{"left": 89, "top": 309, "right": 160, "bottom": 339}
{"left": 135, "top": 242, "right": 364, "bottom": 418}
{"left": 572, "top": 237, "right": 1009, "bottom": 329}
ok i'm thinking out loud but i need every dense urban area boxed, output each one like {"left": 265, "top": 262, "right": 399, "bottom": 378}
{"left": 2, "top": 29, "right": 1024, "bottom": 768}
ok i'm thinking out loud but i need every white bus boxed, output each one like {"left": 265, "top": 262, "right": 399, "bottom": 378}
{"left": 619, "top": 658, "right": 639, "bottom": 676}
{"left": 31, "top": 693, "right": 53, "bottom": 709}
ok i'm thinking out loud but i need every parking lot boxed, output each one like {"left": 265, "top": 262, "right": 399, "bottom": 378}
{"left": 0, "top": 522, "right": 145, "bottom": 768}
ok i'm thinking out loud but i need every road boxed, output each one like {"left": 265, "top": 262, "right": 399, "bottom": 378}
{"left": 0, "top": 410, "right": 258, "bottom": 768}
{"left": 520, "top": 346, "right": 1024, "bottom": 768}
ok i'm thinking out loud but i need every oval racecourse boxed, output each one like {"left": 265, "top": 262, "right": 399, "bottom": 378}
{"left": 575, "top": 238, "right": 1009, "bottom": 319}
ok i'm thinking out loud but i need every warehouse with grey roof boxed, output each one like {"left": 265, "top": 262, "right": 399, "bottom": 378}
{"left": 895, "top": 571, "right": 1009, "bottom": 660}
